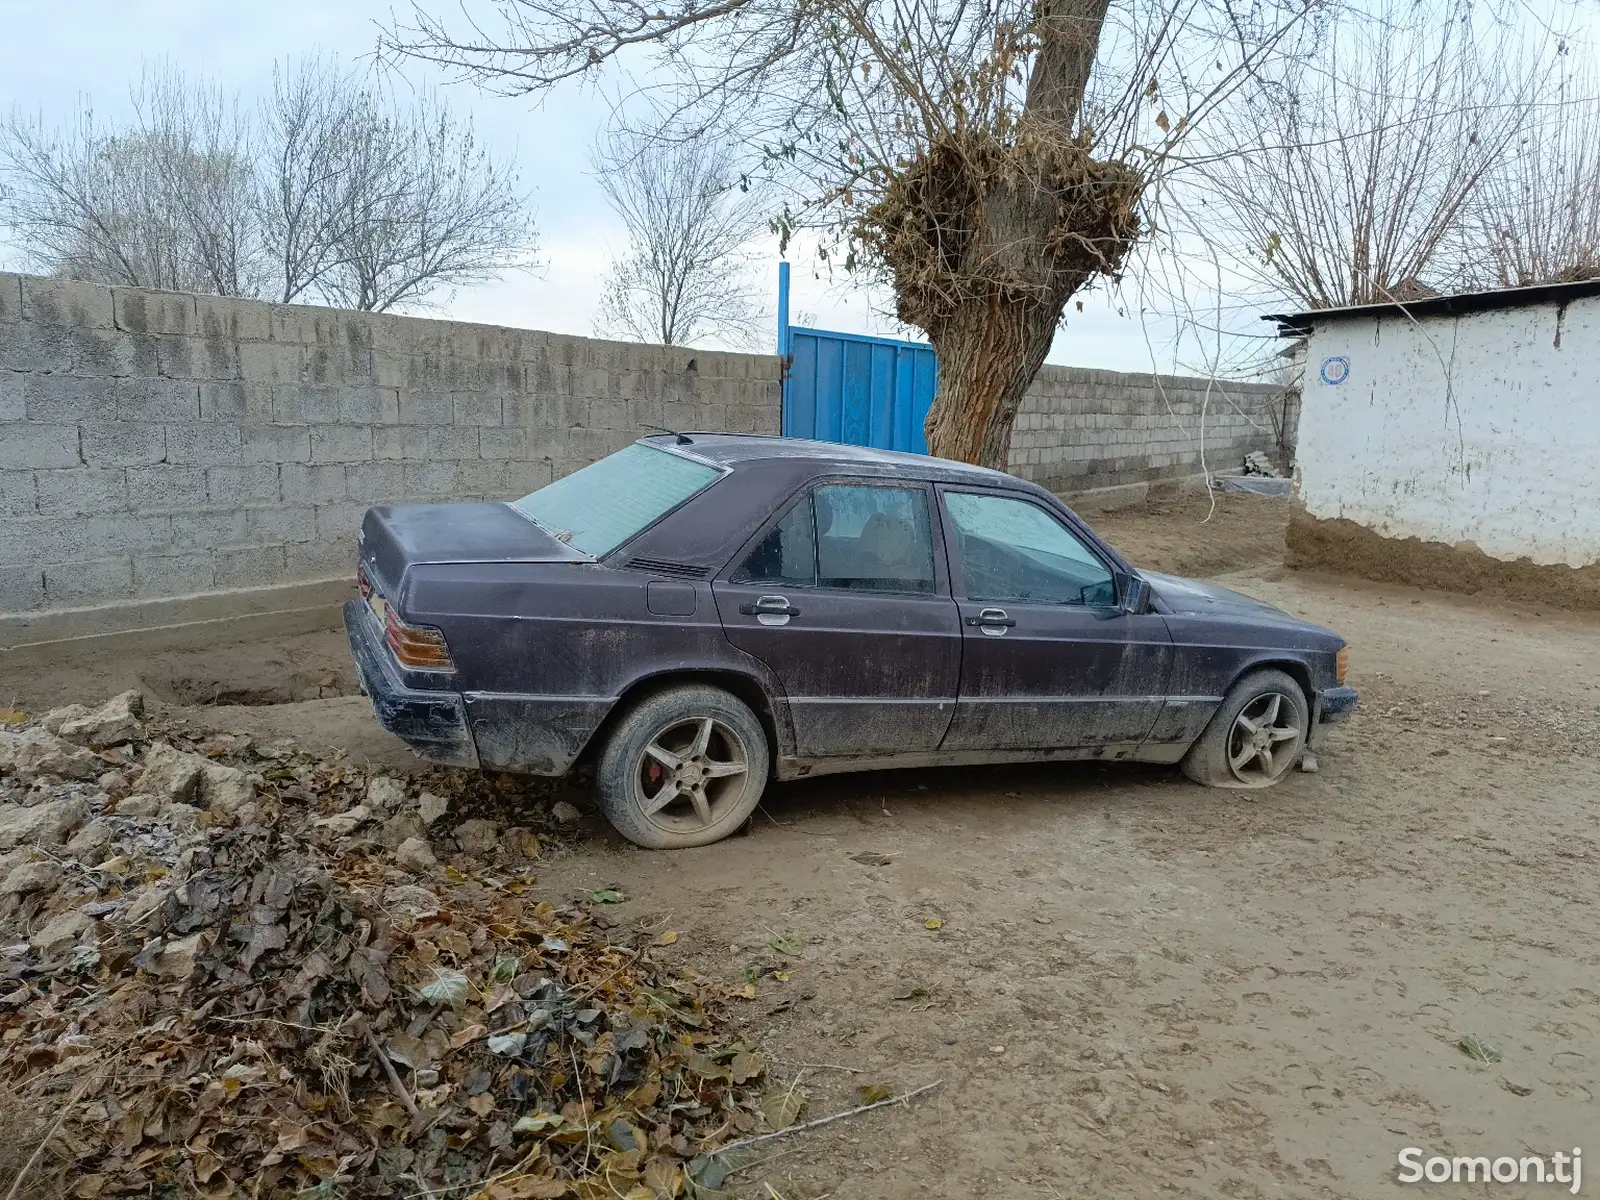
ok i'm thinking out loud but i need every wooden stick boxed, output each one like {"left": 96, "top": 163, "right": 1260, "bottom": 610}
{"left": 714, "top": 1080, "right": 944, "bottom": 1157}
{"left": 355, "top": 1019, "right": 421, "bottom": 1120}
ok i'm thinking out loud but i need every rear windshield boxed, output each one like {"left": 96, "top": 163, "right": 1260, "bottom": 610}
{"left": 510, "top": 442, "right": 722, "bottom": 557}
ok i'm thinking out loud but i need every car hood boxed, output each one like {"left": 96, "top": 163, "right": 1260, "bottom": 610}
{"left": 360, "top": 503, "right": 587, "bottom": 596}
{"left": 1142, "top": 571, "right": 1293, "bottom": 619}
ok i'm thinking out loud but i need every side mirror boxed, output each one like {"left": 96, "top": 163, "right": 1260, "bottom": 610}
{"left": 1116, "top": 571, "right": 1153, "bottom": 615}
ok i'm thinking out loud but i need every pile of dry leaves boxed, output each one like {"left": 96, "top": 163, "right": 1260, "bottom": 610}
{"left": 0, "top": 693, "right": 771, "bottom": 1200}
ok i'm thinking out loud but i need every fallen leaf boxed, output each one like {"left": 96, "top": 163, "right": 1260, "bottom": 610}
{"left": 1459, "top": 1033, "right": 1501, "bottom": 1063}
{"left": 738, "top": 983, "right": 757, "bottom": 1000}
{"left": 467, "top": 1092, "right": 496, "bottom": 1116}
{"left": 587, "top": 889, "right": 626, "bottom": 904}
{"left": 417, "top": 969, "right": 470, "bottom": 1005}
{"left": 891, "top": 986, "right": 926, "bottom": 1001}
{"left": 760, "top": 1087, "right": 806, "bottom": 1131}
{"left": 769, "top": 932, "right": 803, "bottom": 957}
{"left": 729, "top": 1051, "right": 765, "bottom": 1083}
{"left": 849, "top": 852, "right": 892, "bottom": 866}
{"left": 0, "top": 708, "right": 26, "bottom": 725}
{"left": 772, "top": 970, "right": 789, "bottom": 982}
{"left": 924, "top": 919, "right": 943, "bottom": 931}
{"left": 653, "top": 929, "right": 679, "bottom": 946}
{"left": 513, "top": 1113, "right": 565, "bottom": 1134}
{"left": 449, "top": 1023, "right": 487, "bottom": 1050}
{"left": 856, "top": 1083, "right": 893, "bottom": 1104}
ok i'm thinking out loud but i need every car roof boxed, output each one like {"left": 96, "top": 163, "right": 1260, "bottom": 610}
{"left": 642, "top": 433, "right": 1021, "bottom": 487}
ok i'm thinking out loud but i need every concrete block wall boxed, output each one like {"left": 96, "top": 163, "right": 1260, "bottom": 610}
{"left": 0, "top": 273, "right": 781, "bottom": 625}
{"left": 1010, "top": 364, "right": 1286, "bottom": 494}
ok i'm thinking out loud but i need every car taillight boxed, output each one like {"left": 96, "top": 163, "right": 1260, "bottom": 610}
{"left": 357, "top": 560, "right": 372, "bottom": 600}
{"left": 386, "top": 606, "right": 455, "bottom": 670}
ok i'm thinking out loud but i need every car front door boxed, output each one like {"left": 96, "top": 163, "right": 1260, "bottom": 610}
{"left": 936, "top": 487, "right": 1173, "bottom": 753}
{"left": 713, "top": 480, "right": 962, "bottom": 759}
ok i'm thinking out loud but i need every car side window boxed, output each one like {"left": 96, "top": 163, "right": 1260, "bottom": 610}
{"left": 814, "top": 484, "right": 936, "bottom": 594}
{"left": 732, "top": 494, "right": 817, "bottom": 587}
{"left": 943, "top": 491, "right": 1116, "bottom": 606}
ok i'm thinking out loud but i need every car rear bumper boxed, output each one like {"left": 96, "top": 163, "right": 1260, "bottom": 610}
{"left": 343, "top": 599, "right": 479, "bottom": 768}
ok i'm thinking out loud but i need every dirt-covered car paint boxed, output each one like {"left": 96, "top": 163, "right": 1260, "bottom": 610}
{"left": 344, "top": 434, "right": 1356, "bottom": 780}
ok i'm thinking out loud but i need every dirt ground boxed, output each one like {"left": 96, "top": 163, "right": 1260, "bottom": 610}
{"left": 4, "top": 491, "right": 1598, "bottom": 1199}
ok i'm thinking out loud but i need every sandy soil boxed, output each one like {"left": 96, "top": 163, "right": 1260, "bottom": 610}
{"left": 4, "top": 492, "right": 1598, "bottom": 1199}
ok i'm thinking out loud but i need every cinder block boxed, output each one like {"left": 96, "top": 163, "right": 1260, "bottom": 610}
{"left": 481, "top": 360, "right": 527, "bottom": 394}
{"left": 345, "top": 461, "right": 406, "bottom": 503}
{"left": 454, "top": 392, "right": 504, "bottom": 426}
{"left": 247, "top": 505, "right": 316, "bottom": 545}
{"left": 313, "top": 501, "right": 370, "bottom": 542}
{"left": 200, "top": 381, "right": 273, "bottom": 422}
{"left": 397, "top": 390, "right": 454, "bottom": 425}
{"left": 166, "top": 422, "right": 243, "bottom": 465}
{"left": 80, "top": 421, "right": 165, "bottom": 467}
{"left": 133, "top": 552, "right": 214, "bottom": 599}
{"left": 327, "top": 386, "right": 399, "bottom": 425}
{"left": 159, "top": 335, "right": 241, "bottom": 381}
{"left": 310, "top": 425, "right": 374, "bottom": 463}
{"left": 0, "top": 423, "right": 79, "bottom": 469}
{"left": 286, "top": 538, "right": 352, "bottom": 581}
{"left": 242, "top": 424, "right": 311, "bottom": 464}
{"left": 126, "top": 465, "right": 209, "bottom": 512}
{"left": 35, "top": 467, "right": 127, "bottom": 516}
{"left": 405, "top": 426, "right": 478, "bottom": 461}
{"left": 373, "top": 425, "right": 407, "bottom": 461}
{"left": 478, "top": 427, "right": 527, "bottom": 460}
{"left": 506, "top": 392, "right": 558, "bottom": 427}
{"left": 280, "top": 462, "right": 347, "bottom": 503}
{"left": 214, "top": 544, "right": 287, "bottom": 589}
{"left": 113, "top": 288, "right": 196, "bottom": 336}
{"left": 21, "top": 276, "right": 114, "bottom": 328}
{"left": 401, "top": 461, "right": 457, "bottom": 499}
{"left": 0, "top": 564, "right": 44, "bottom": 613}
{"left": 208, "top": 465, "right": 280, "bottom": 506}
{"left": 195, "top": 294, "right": 272, "bottom": 343}
{"left": 0, "top": 371, "right": 21, "bottom": 421}
{"left": 82, "top": 513, "right": 171, "bottom": 558}
{"left": 0, "top": 274, "right": 20, "bottom": 323}
{"left": 239, "top": 342, "right": 304, "bottom": 386}
{"left": 116, "top": 378, "right": 199, "bottom": 421}
{"left": 169, "top": 509, "right": 247, "bottom": 550}
{"left": 0, "top": 472, "right": 36, "bottom": 517}
{"left": 302, "top": 339, "right": 372, "bottom": 386}
{"left": 22, "top": 374, "right": 117, "bottom": 423}
{"left": 43, "top": 557, "right": 134, "bottom": 604}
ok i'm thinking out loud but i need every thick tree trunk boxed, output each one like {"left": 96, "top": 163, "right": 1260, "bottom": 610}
{"left": 917, "top": 0, "right": 1119, "bottom": 469}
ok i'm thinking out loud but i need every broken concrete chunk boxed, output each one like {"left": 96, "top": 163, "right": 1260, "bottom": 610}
{"left": 148, "top": 931, "right": 206, "bottom": 981}
{"left": 56, "top": 691, "right": 145, "bottom": 748}
{"left": 366, "top": 776, "right": 409, "bottom": 811}
{"left": 379, "top": 812, "right": 426, "bottom": 850}
{"left": 0, "top": 730, "right": 103, "bottom": 783}
{"left": 98, "top": 770, "right": 130, "bottom": 798}
{"left": 550, "top": 800, "right": 582, "bottom": 825}
{"left": 453, "top": 818, "right": 500, "bottom": 857}
{"left": 115, "top": 794, "right": 163, "bottom": 819}
{"left": 312, "top": 804, "right": 373, "bottom": 838}
{"left": 416, "top": 790, "right": 449, "bottom": 828}
{"left": 65, "top": 818, "right": 115, "bottom": 859}
{"left": 30, "top": 909, "right": 91, "bottom": 957}
{"left": 200, "top": 763, "right": 256, "bottom": 817}
{"left": 2, "top": 858, "right": 62, "bottom": 895}
{"left": 395, "top": 836, "right": 437, "bottom": 872}
{"left": 157, "top": 802, "right": 205, "bottom": 832}
{"left": 0, "top": 796, "right": 87, "bottom": 850}
{"left": 132, "top": 743, "right": 204, "bottom": 804}
{"left": 40, "top": 704, "right": 92, "bottom": 735}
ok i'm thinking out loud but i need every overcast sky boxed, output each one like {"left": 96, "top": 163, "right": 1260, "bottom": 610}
{"left": 0, "top": 0, "right": 1249, "bottom": 376}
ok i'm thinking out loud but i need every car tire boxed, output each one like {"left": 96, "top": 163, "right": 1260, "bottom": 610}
{"left": 1180, "top": 668, "right": 1310, "bottom": 789}
{"left": 595, "top": 684, "right": 771, "bottom": 849}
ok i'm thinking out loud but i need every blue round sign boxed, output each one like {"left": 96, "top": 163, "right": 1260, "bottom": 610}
{"left": 1320, "top": 356, "right": 1350, "bottom": 385}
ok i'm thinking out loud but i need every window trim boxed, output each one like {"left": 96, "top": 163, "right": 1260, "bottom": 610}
{"left": 936, "top": 484, "right": 1120, "bottom": 610}
{"left": 720, "top": 475, "right": 950, "bottom": 599}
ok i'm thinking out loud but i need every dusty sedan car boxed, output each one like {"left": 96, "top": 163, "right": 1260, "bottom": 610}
{"left": 345, "top": 434, "right": 1357, "bottom": 848}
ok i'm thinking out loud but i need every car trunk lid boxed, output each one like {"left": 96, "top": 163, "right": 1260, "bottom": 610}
{"left": 360, "top": 503, "right": 588, "bottom": 598}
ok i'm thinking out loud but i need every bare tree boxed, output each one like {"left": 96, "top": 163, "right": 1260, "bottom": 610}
{"left": 1186, "top": 0, "right": 1549, "bottom": 311}
{"left": 0, "top": 63, "right": 261, "bottom": 294}
{"left": 591, "top": 124, "right": 765, "bottom": 346}
{"left": 1, "top": 59, "right": 537, "bottom": 313}
{"left": 381, "top": 0, "right": 1312, "bottom": 467}
{"left": 1466, "top": 63, "right": 1600, "bottom": 288}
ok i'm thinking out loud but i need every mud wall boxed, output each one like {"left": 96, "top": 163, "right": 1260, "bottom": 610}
{"left": 1296, "top": 296, "right": 1600, "bottom": 571}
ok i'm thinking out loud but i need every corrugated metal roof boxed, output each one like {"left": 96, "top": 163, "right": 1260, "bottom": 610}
{"left": 1262, "top": 277, "right": 1600, "bottom": 336}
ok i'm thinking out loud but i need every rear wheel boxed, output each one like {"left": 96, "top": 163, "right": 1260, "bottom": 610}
{"left": 1181, "top": 668, "right": 1308, "bottom": 789}
{"left": 595, "top": 685, "right": 770, "bottom": 848}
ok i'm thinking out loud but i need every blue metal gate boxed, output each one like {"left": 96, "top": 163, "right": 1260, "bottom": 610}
{"left": 777, "top": 262, "right": 938, "bottom": 454}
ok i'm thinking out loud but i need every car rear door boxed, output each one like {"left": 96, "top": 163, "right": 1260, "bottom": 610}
{"left": 935, "top": 487, "right": 1173, "bottom": 753}
{"left": 713, "top": 479, "right": 962, "bottom": 759}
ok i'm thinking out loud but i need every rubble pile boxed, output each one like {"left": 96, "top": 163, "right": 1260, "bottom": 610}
{"left": 1, "top": 694, "right": 768, "bottom": 1200}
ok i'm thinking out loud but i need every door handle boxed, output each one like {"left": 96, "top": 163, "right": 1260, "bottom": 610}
{"left": 965, "top": 607, "right": 1015, "bottom": 636}
{"left": 739, "top": 595, "right": 800, "bottom": 625}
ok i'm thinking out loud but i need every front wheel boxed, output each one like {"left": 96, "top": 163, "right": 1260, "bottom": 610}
{"left": 1181, "top": 668, "right": 1309, "bottom": 789}
{"left": 595, "top": 685, "right": 770, "bottom": 848}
